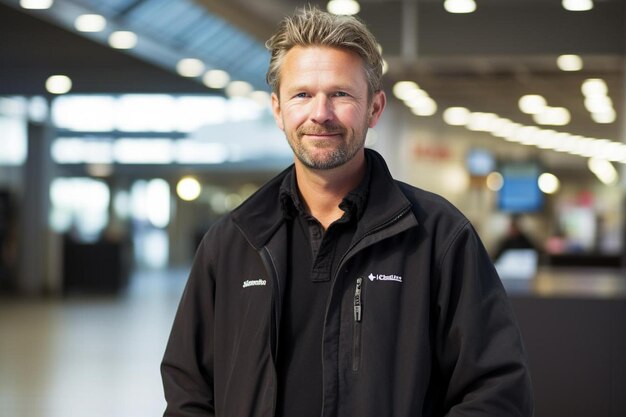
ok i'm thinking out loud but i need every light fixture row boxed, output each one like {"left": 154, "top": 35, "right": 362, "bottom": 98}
{"left": 32, "top": 9, "right": 267, "bottom": 99}
{"left": 518, "top": 95, "right": 571, "bottom": 126}
{"left": 174, "top": 59, "right": 270, "bottom": 104}
{"left": 442, "top": 106, "right": 625, "bottom": 165}
{"left": 392, "top": 81, "right": 437, "bottom": 117}
{"left": 442, "top": 0, "right": 594, "bottom": 14}
{"left": 581, "top": 79, "right": 616, "bottom": 124}
{"left": 21, "top": 0, "right": 595, "bottom": 14}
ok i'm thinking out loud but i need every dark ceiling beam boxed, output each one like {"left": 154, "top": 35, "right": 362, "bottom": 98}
{"left": 361, "top": 2, "right": 625, "bottom": 58}
{"left": 0, "top": 3, "right": 211, "bottom": 95}
{"left": 193, "top": 0, "right": 277, "bottom": 43}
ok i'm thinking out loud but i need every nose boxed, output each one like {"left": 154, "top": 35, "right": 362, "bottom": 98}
{"left": 310, "top": 94, "right": 334, "bottom": 124}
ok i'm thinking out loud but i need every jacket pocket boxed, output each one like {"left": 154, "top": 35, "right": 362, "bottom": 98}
{"left": 353, "top": 276, "right": 363, "bottom": 372}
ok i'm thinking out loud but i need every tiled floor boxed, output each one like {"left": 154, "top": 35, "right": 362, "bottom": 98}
{"left": 0, "top": 268, "right": 188, "bottom": 417}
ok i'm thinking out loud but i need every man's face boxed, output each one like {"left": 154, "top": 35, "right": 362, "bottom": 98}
{"left": 271, "top": 46, "right": 385, "bottom": 170}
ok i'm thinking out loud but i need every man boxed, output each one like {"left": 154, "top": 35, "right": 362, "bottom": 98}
{"left": 161, "top": 7, "right": 533, "bottom": 417}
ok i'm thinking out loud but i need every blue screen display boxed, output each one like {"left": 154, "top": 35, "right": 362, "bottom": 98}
{"left": 498, "top": 163, "right": 543, "bottom": 213}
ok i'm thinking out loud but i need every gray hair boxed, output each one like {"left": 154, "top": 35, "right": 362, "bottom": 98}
{"left": 265, "top": 7, "right": 383, "bottom": 97}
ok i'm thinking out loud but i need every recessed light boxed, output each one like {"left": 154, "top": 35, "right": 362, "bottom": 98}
{"left": 518, "top": 95, "right": 547, "bottom": 114}
{"left": 176, "top": 59, "right": 205, "bottom": 77}
{"left": 327, "top": 0, "right": 360, "bottom": 16}
{"left": 45, "top": 75, "right": 72, "bottom": 94}
{"left": 108, "top": 31, "right": 137, "bottom": 49}
{"left": 562, "top": 0, "right": 593, "bottom": 12}
{"left": 20, "top": 0, "right": 53, "bottom": 10}
{"left": 74, "top": 14, "right": 106, "bottom": 32}
{"left": 444, "top": 0, "right": 476, "bottom": 14}
{"left": 225, "top": 81, "right": 253, "bottom": 97}
{"left": 202, "top": 70, "right": 230, "bottom": 89}
{"left": 556, "top": 54, "right": 583, "bottom": 71}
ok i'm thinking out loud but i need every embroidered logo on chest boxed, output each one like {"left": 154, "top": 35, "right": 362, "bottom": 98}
{"left": 368, "top": 273, "right": 402, "bottom": 283}
{"left": 242, "top": 279, "right": 267, "bottom": 288}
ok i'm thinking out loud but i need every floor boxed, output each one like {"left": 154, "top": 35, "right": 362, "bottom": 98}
{"left": 0, "top": 268, "right": 188, "bottom": 417}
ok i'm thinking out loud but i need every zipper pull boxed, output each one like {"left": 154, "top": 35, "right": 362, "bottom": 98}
{"left": 354, "top": 277, "right": 362, "bottom": 322}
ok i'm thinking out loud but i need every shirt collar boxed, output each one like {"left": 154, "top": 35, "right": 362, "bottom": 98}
{"left": 279, "top": 155, "right": 372, "bottom": 222}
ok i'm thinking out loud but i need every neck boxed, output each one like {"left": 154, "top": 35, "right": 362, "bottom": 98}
{"left": 294, "top": 151, "right": 366, "bottom": 230}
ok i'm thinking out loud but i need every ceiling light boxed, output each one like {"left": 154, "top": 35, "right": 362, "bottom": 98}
{"left": 409, "top": 97, "right": 437, "bottom": 116}
{"left": 515, "top": 126, "right": 541, "bottom": 145}
{"left": 176, "top": 58, "right": 205, "bottom": 77}
{"left": 556, "top": 54, "right": 583, "bottom": 71}
{"left": 562, "top": 0, "right": 593, "bottom": 12}
{"left": 225, "top": 81, "right": 253, "bottom": 97}
{"left": 584, "top": 95, "right": 613, "bottom": 113}
{"left": 327, "top": 0, "right": 360, "bottom": 15}
{"left": 484, "top": 117, "right": 511, "bottom": 134}
{"left": 533, "top": 107, "right": 570, "bottom": 126}
{"left": 467, "top": 112, "right": 498, "bottom": 132}
{"left": 403, "top": 90, "right": 430, "bottom": 106}
{"left": 176, "top": 177, "right": 202, "bottom": 201}
{"left": 392, "top": 81, "right": 420, "bottom": 100}
{"left": 518, "top": 94, "right": 547, "bottom": 114}
{"left": 442, "top": 107, "right": 471, "bottom": 126}
{"left": 444, "top": 0, "right": 476, "bottom": 14}
{"left": 20, "top": 0, "right": 53, "bottom": 9}
{"left": 554, "top": 132, "right": 576, "bottom": 152}
{"left": 588, "top": 158, "right": 618, "bottom": 185}
{"left": 569, "top": 137, "right": 595, "bottom": 157}
{"left": 535, "top": 129, "right": 558, "bottom": 149}
{"left": 596, "top": 141, "right": 625, "bottom": 162}
{"left": 486, "top": 172, "right": 504, "bottom": 191}
{"left": 493, "top": 121, "right": 521, "bottom": 139}
{"left": 401, "top": 89, "right": 429, "bottom": 104}
{"left": 45, "top": 75, "right": 72, "bottom": 94}
{"left": 74, "top": 14, "right": 106, "bottom": 32}
{"left": 538, "top": 173, "right": 560, "bottom": 194}
{"left": 604, "top": 142, "right": 626, "bottom": 163}
{"left": 591, "top": 110, "right": 616, "bottom": 124}
{"left": 108, "top": 31, "right": 137, "bottom": 49}
{"left": 581, "top": 78, "right": 608, "bottom": 96}
{"left": 202, "top": 70, "right": 230, "bottom": 89}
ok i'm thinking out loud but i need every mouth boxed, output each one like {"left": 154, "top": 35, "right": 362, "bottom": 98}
{"left": 301, "top": 132, "right": 342, "bottom": 139}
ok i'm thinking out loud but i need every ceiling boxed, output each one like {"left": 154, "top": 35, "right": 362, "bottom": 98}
{"left": 0, "top": 0, "right": 624, "bottom": 143}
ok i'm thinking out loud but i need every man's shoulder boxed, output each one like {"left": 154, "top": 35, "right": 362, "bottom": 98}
{"left": 394, "top": 180, "right": 469, "bottom": 231}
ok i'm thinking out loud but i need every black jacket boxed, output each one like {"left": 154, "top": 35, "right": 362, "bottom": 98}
{"left": 161, "top": 149, "right": 533, "bottom": 417}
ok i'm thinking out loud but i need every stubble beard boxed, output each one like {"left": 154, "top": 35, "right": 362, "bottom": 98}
{"left": 287, "top": 122, "right": 368, "bottom": 170}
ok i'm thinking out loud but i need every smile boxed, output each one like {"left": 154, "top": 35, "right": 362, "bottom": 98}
{"left": 302, "top": 133, "right": 341, "bottom": 138}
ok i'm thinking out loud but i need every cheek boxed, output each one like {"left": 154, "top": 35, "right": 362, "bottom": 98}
{"left": 336, "top": 106, "right": 366, "bottom": 127}
{"left": 282, "top": 106, "right": 309, "bottom": 128}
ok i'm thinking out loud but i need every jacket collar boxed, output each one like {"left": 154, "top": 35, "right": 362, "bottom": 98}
{"left": 278, "top": 156, "right": 371, "bottom": 223}
{"left": 231, "top": 149, "right": 415, "bottom": 250}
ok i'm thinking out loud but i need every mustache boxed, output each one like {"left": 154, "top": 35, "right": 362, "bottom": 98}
{"left": 297, "top": 123, "right": 346, "bottom": 137}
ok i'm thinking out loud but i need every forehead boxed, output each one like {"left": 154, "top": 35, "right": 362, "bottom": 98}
{"left": 279, "top": 46, "right": 367, "bottom": 89}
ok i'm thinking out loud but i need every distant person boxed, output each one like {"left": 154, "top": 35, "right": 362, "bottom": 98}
{"left": 161, "top": 7, "right": 533, "bottom": 417}
{"left": 493, "top": 215, "right": 538, "bottom": 262}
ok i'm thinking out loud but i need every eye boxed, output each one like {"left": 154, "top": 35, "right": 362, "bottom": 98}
{"left": 334, "top": 91, "right": 349, "bottom": 97}
{"left": 294, "top": 92, "right": 308, "bottom": 98}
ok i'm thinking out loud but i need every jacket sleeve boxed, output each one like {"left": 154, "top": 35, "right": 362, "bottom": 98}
{"left": 434, "top": 222, "right": 534, "bottom": 417}
{"left": 161, "top": 235, "right": 216, "bottom": 416}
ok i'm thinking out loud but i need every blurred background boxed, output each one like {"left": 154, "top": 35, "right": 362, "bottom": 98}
{"left": 0, "top": 0, "right": 624, "bottom": 416}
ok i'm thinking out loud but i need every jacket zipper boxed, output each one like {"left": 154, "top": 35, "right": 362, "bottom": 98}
{"left": 336, "top": 208, "right": 412, "bottom": 375}
{"left": 322, "top": 206, "right": 412, "bottom": 414}
{"left": 353, "top": 276, "right": 363, "bottom": 371}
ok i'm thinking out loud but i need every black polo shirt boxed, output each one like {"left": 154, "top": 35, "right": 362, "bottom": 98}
{"left": 275, "top": 163, "right": 370, "bottom": 417}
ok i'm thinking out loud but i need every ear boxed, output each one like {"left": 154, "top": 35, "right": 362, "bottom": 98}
{"left": 367, "top": 90, "right": 386, "bottom": 128}
{"left": 271, "top": 92, "right": 284, "bottom": 131}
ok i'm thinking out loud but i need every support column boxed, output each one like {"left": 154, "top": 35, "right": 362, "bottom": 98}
{"left": 17, "top": 101, "right": 57, "bottom": 295}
